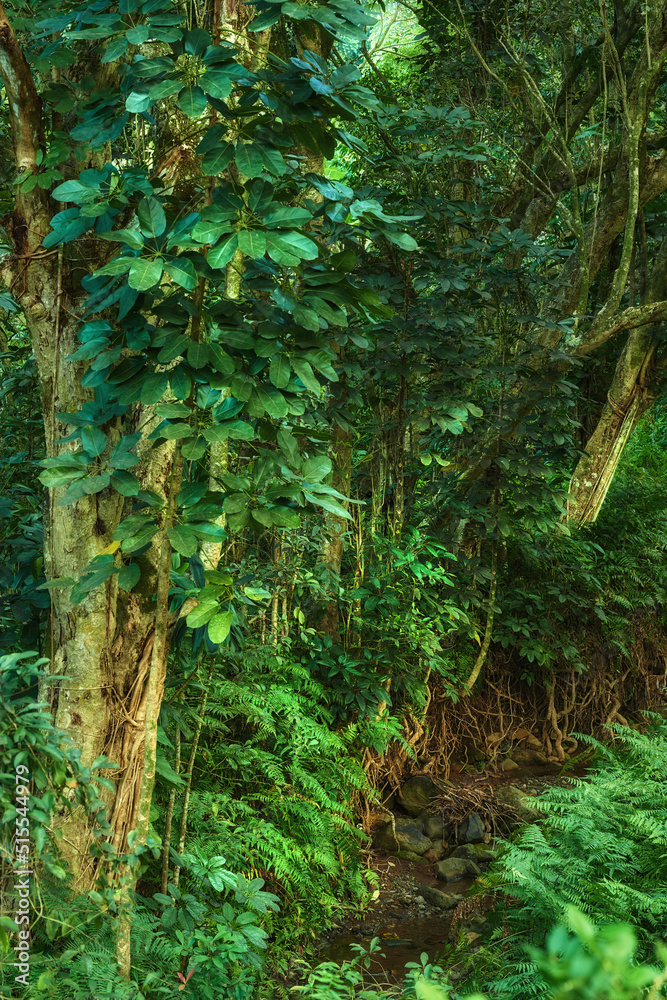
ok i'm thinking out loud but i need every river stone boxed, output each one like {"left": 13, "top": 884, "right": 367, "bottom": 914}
{"left": 435, "top": 857, "right": 481, "bottom": 883}
{"left": 398, "top": 776, "right": 440, "bottom": 816}
{"left": 495, "top": 785, "right": 543, "bottom": 822}
{"left": 421, "top": 886, "right": 464, "bottom": 910}
{"left": 512, "top": 747, "right": 548, "bottom": 766}
{"left": 500, "top": 758, "right": 519, "bottom": 772}
{"left": 397, "top": 850, "right": 431, "bottom": 865}
{"left": 373, "top": 817, "right": 432, "bottom": 854}
{"left": 419, "top": 810, "right": 446, "bottom": 840}
{"left": 450, "top": 843, "right": 496, "bottom": 863}
{"left": 457, "top": 813, "right": 485, "bottom": 843}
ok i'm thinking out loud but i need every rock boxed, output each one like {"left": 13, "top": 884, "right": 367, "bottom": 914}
{"left": 495, "top": 785, "right": 543, "bottom": 822}
{"left": 397, "top": 850, "right": 431, "bottom": 865}
{"left": 420, "top": 810, "right": 445, "bottom": 840}
{"left": 513, "top": 727, "right": 530, "bottom": 740}
{"left": 415, "top": 895, "right": 426, "bottom": 904}
{"left": 423, "top": 845, "right": 445, "bottom": 863}
{"left": 526, "top": 733, "right": 543, "bottom": 750}
{"left": 435, "top": 857, "right": 481, "bottom": 883}
{"left": 398, "top": 776, "right": 441, "bottom": 816}
{"left": 457, "top": 813, "right": 485, "bottom": 843}
{"left": 512, "top": 747, "right": 548, "bottom": 766}
{"left": 421, "top": 886, "right": 464, "bottom": 910}
{"left": 450, "top": 843, "right": 496, "bottom": 863}
{"left": 500, "top": 758, "right": 519, "bottom": 772}
{"left": 373, "top": 817, "right": 432, "bottom": 854}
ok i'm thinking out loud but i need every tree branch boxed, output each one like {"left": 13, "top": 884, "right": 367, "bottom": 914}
{"left": 0, "top": 2, "right": 43, "bottom": 175}
{"left": 576, "top": 298, "right": 667, "bottom": 357}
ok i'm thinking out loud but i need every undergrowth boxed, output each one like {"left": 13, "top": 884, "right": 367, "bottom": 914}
{"left": 468, "top": 717, "right": 667, "bottom": 999}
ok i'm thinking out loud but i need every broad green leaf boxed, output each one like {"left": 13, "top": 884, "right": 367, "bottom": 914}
{"left": 164, "top": 258, "right": 198, "bottom": 290}
{"left": 128, "top": 258, "right": 163, "bottom": 290}
{"left": 186, "top": 600, "right": 219, "bottom": 627}
{"left": 201, "top": 69, "right": 233, "bottom": 101}
{"left": 118, "top": 562, "right": 141, "bottom": 591}
{"left": 81, "top": 425, "right": 107, "bottom": 456}
{"left": 251, "top": 508, "right": 274, "bottom": 528}
{"left": 102, "top": 35, "right": 129, "bottom": 63}
{"left": 39, "top": 467, "right": 84, "bottom": 488}
{"left": 209, "top": 345, "right": 236, "bottom": 374}
{"left": 303, "top": 490, "right": 352, "bottom": 519}
{"left": 269, "top": 354, "right": 290, "bottom": 388}
{"left": 181, "top": 435, "right": 206, "bottom": 460}
{"left": 110, "top": 471, "right": 140, "bottom": 496}
{"left": 159, "top": 422, "right": 192, "bottom": 440}
{"left": 187, "top": 342, "right": 209, "bottom": 369}
{"left": 137, "top": 197, "right": 167, "bottom": 239}
{"left": 192, "top": 218, "right": 233, "bottom": 243}
{"left": 234, "top": 143, "right": 264, "bottom": 178}
{"left": 202, "top": 143, "right": 235, "bottom": 176}
{"left": 208, "top": 234, "right": 238, "bottom": 269}
{"left": 149, "top": 80, "right": 181, "bottom": 101}
{"left": 291, "top": 358, "right": 320, "bottom": 393}
{"left": 98, "top": 228, "right": 144, "bottom": 250}
{"left": 178, "top": 86, "right": 207, "bottom": 118}
{"left": 126, "top": 90, "right": 151, "bottom": 114}
{"left": 141, "top": 371, "right": 169, "bottom": 405}
{"left": 263, "top": 205, "right": 312, "bottom": 228}
{"left": 167, "top": 524, "right": 198, "bottom": 557}
{"left": 96, "top": 257, "right": 133, "bottom": 277}
{"left": 207, "top": 610, "right": 233, "bottom": 643}
{"left": 303, "top": 455, "right": 332, "bottom": 482}
{"left": 237, "top": 230, "right": 266, "bottom": 258}
{"left": 270, "top": 507, "right": 301, "bottom": 529}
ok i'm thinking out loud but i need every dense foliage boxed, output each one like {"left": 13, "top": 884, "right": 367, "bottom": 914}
{"left": 2, "top": 0, "right": 667, "bottom": 997}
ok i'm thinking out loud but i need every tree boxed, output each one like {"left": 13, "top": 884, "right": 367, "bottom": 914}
{"left": 0, "top": 0, "right": 411, "bottom": 915}
{"left": 413, "top": 0, "right": 667, "bottom": 524}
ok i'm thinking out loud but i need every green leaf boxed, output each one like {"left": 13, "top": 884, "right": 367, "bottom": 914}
{"left": 81, "top": 425, "right": 107, "bottom": 456}
{"left": 207, "top": 610, "right": 233, "bottom": 643}
{"left": 186, "top": 600, "right": 219, "bottom": 627}
{"left": 237, "top": 230, "right": 266, "bottom": 258}
{"left": 168, "top": 524, "right": 198, "bottom": 556}
{"left": 137, "top": 196, "right": 167, "bottom": 239}
{"left": 191, "top": 218, "right": 233, "bottom": 243}
{"left": 303, "top": 490, "right": 351, "bottom": 519}
{"left": 141, "top": 371, "right": 169, "bottom": 405}
{"left": 209, "top": 345, "right": 236, "bottom": 374}
{"left": 102, "top": 35, "right": 129, "bottom": 63}
{"left": 187, "top": 342, "right": 209, "bottom": 369}
{"left": 118, "top": 563, "right": 141, "bottom": 591}
{"left": 164, "top": 258, "right": 198, "bottom": 290}
{"left": 201, "top": 69, "right": 233, "bottom": 101}
{"left": 291, "top": 358, "right": 320, "bottom": 393}
{"left": 270, "top": 507, "right": 301, "bottom": 529}
{"left": 110, "top": 471, "right": 140, "bottom": 496}
{"left": 39, "top": 467, "right": 84, "bottom": 488}
{"left": 128, "top": 258, "right": 163, "bottom": 290}
{"left": 159, "top": 422, "right": 192, "bottom": 440}
{"left": 178, "top": 86, "right": 207, "bottom": 118}
{"left": 208, "top": 234, "right": 239, "bottom": 269}
{"left": 181, "top": 435, "right": 206, "bottom": 460}
{"left": 303, "top": 455, "right": 332, "bottom": 482}
{"left": 263, "top": 205, "right": 313, "bottom": 228}
{"left": 126, "top": 90, "right": 152, "bottom": 114}
{"left": 269, "top": 354, "right": 290, "bottom": 389}
{"left": 234, "top": 143, "right": 264, "bottom": 178}
{"left": 98, "top": 228, "right": 144, "bottom": 250}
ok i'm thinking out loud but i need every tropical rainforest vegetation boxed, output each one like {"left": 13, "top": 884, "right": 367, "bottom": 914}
{"left": 2, "top": 0, "right": 667, "bottom": 996}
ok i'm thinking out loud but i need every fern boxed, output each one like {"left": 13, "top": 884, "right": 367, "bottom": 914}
{"left": 470, "top": 718, "right": 667, "bottom": 1000}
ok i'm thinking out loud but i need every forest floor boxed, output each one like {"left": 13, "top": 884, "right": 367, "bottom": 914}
{"left": 319, "top": 761, "right": 582, "bottom": 984}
